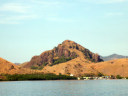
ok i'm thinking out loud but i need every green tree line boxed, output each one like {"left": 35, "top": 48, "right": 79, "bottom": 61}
{"left": 1, "top": 73, "right": 77, "bottom": 81}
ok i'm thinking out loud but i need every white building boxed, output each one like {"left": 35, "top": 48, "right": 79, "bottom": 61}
{"left": 70, "top": 74, "right": 74, "bottom": 76}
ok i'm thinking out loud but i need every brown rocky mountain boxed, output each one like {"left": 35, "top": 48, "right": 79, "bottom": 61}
{"left": 22, "top": 40, "right": 103, "bottom": 69}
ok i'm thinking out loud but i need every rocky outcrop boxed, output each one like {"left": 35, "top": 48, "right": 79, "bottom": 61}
{"left": 23, "top": 40, "right": 103, "bottom": 69}
{"left": 61, "top": 40, "right": 103, "bottom": 62}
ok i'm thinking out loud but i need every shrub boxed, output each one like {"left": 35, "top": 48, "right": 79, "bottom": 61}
{"left": 51, "top": 57, "right": 73, "bottom": 66}
{"left": 116, "top": 75, "right": 122, "bottom": 79}
{"left": 98, "top": 72, "right": 104, "bottom": 77}
{"left": 31, "top": 66, "right": 38, "bottom": 70}
{"left": 110, "top": 75, "right": 115, "bottom": 79}
{"left": 83, "top": 73, "right": 95, "bottom": 77}
{"left": 31, "top": 65, "right": 44, "bottom": 70}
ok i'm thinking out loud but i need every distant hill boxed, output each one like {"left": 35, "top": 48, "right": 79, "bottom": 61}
{"left": 101, "top": 54, "right": 128, "bottom": 61}
{"left": 14, "top": 63, "right": 21, "bottom": 65}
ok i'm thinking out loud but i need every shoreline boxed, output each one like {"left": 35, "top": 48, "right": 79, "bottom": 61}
{"left": 0, "top": 79, "right": 127, "bottom": 82}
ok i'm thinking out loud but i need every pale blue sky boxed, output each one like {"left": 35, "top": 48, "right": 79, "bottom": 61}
{"left": 0, "top": 0, "right": 128, "bottom": 63}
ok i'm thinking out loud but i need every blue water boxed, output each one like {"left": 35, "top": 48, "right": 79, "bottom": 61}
{"left": 0, "top": 80, "right": 128, "bottom": 96}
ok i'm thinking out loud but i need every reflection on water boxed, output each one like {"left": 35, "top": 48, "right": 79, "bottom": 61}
{"left": 0, "top": 80, "right": 128, "bottom": 96}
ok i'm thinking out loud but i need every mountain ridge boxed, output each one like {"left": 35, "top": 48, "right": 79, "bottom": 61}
{"left": 1, "top": 40, "right": 128, "bottom": 77}
{"left": 22, "top": 40, "right": 103, "bottom": 69}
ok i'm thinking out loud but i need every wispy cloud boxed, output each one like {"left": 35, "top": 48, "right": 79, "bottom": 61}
{"left": 47, "top": 17, "right": 77, "bottom": 23}
{"left": 0, "top": 2, "right": 39, "bottom": 24}
{"left": 105, "top": 12, "right": 124, "bottom": 17}
{"left": 80, "top": 0, "right": 127, "bottom": 4}
{"left": 31, "top": 0, "right": 60, "bottom": 5}
{"left": 0, "top": 15, "right": 38, "bottom": 24}
{"left": 0, "top": 3, "right": 30, "bottom": 13}
{"left": 98, "top": 0, "right": 126, "bottom": 4}
{"left": 0, "top": 1, "right": 67, "bottom": 24}
{"left": 6, "top": 15, "right": 38, "bottom": 20}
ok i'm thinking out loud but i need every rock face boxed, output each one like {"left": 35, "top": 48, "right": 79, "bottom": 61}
{"left": 23, "top": 40, "right": 103, "bottom": 69}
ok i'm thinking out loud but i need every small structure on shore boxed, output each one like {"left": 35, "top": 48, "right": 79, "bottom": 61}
{"left": 77, "top": 77, "right": 81, "bottom": 80}
{"left": 70, "top": 74, "right": 74, "bottom": 76}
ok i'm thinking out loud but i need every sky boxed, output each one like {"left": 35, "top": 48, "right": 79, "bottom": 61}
{"left": 0, "top": 0, "right": 128, "bottom": 63}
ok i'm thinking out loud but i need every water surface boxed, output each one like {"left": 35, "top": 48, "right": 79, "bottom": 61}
{"left": 0, "top": 80, "right": 128, "bottom": 96}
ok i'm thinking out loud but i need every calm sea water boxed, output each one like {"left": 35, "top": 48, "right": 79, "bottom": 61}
{"left": 0, "top": 80, "right": 128, "bottom": 96}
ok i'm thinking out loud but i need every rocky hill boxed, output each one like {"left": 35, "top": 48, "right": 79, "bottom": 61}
{"left": 0, "top": 57, "right": 39, "bottom": 74}
{"left": 101, "top": 54, "right": 128, "bottom": 61}
{"left": 22, "top": 40, "right": 103, "bottom": 69}
{"left": 0, "top": 57, "right": 19, "bottom": 74}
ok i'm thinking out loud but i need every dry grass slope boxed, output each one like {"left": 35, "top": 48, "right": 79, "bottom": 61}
{"left": 0, "top": 57, "right": 41, "bottom": 74}
{"left": 89, "top": 58, "right": 128, "bottom": 77}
